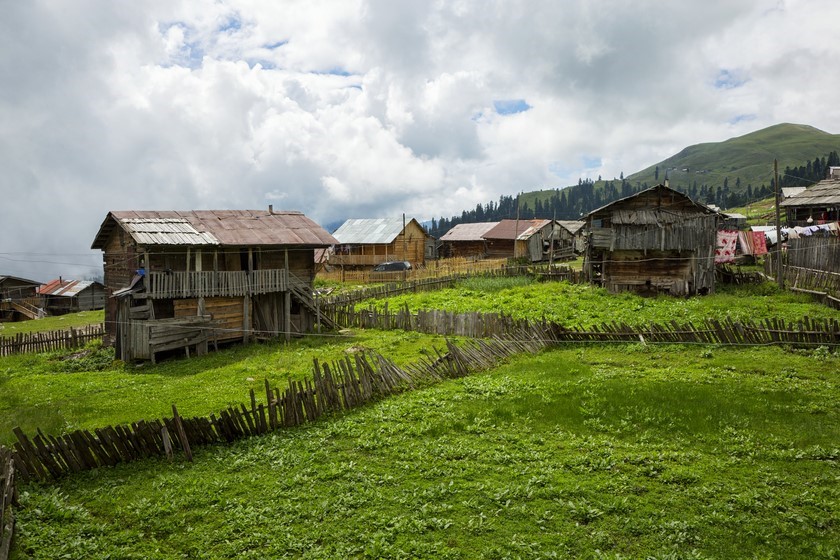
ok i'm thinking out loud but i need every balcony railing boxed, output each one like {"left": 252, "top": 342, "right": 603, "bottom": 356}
{"left": 144, "top": 269, "right": 288, "bottom": 299}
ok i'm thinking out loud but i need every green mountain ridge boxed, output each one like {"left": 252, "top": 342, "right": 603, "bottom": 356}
{"left": 429, "top": 123, "right": 840, "bottom": 236}
{"left": 626, "top": 123, "right": 840, "bottom": 190}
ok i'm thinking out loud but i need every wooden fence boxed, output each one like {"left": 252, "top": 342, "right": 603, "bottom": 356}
{"left": 321, "top": 265, "right": 581, "bottom": 308}
{"left": 326, "top": 304, "right": 840, "bottom": 347}
{"left": 0, "top": 447, "right": 16, "bottom": 560}
{"left": 6, "top": 333, "right": 546, "bottom": 485}
{"left": 765, "top": 253, "right": 840, "bottom": 309}
{"left": 0, "top": 325, "right": 105, "bottom": 357}
{"left": 317, "top": 257, "right": 511, "bottom": 284}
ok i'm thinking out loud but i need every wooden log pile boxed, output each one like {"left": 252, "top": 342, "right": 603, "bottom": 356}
{"left": 0, "top": 325, "right": 105, "bottom": 357}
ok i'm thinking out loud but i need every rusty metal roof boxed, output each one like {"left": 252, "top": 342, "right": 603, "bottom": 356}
{"left": 439, "top": 222, "right": 499, "bottom": 242}
{"left": 91, "top": 210, "right": 338, "bottom": 249}
{"left": 780, "top": 178, "right": 840, "bottom": 208}
{"left": 483, "top": 219, "right": 552, "bottom": 241}
{"left": 332, "top": 217, "right": 420, "bottom": 245}
{"left": 38, "top": 279, "right": 102, "bottom": 297}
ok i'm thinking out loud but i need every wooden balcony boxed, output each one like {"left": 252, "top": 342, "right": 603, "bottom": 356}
{"left": 144, "top": 269, "right": 288, "bottom": 299}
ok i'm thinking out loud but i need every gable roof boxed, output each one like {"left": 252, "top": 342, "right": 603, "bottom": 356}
{"left": 91, "top": 210, "right": 338, "bottom": 250}
{"left": 439, "top": 222, "right": 499, "bottom": 242}
{"left": 38, "top": 279, "right": 103, "bottom": 297}
{"left": 780, "top": 177, "right": 840, "bottom": 208}
{"left": 0, "top": 275, "right": 41, "bottom": 287}
{"left": 555, "top": 220, "right": 586, "bottom": 235}
{"left": 482, "top": 219, "right": 553, "bottom": 241}
{"left": 586, "top": 184, "right": 717, "bottom": 223}
{"left": 332, "top": 217, "right": 423, "bottom": 244}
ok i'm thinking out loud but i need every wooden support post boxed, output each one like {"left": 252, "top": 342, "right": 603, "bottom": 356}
{"left": 171, "top": 405, "right": 193, "bottom": 462}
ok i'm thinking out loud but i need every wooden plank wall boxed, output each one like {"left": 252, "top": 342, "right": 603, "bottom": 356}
{"left": 175, "top": 297, "right": 243, "bottom": 342}
{"left": 0, "top": 325, "right": 105, "bottom": 357}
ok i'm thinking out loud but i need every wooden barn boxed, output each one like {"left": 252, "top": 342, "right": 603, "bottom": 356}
{"left": 438, "top": 222, "right": 499, "bottom": 259}
{"left": 37, "top": 278, "right": 106, "bottom": 315}
{"left": 91, "top": 209, "right": 338, "bottom": 362}
{"left": 330, "top": 217, "right": 429, "bottom": 268}
{"left": 584, "top": 184, "right": 719, "bottom": 296}
{"left": 482, "top": 219, "right": 561, "bottom": 261}
{"left": 0, "top": 275, "right": 44, "bottom": 321}
{"left": 780, "top": 167, "right": 840, "bottom": 226}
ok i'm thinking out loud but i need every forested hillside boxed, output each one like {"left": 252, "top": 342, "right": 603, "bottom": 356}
{"left": 427, "top": 123, "right": 840, "bottom": 239}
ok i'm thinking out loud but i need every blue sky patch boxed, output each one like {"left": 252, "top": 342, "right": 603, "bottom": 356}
{"left": 218, "top": 15, "right": 242, "bottom": 33}
{"left": 582, "top": 155, "right": 602, "bottom": 168}
{"left": 265, "top": 40, "right": 289, "bottom": 49}
{"left": 493, "top": 99, "right": 531, "bottom": 115}
{"left": 729, "top": 114, "right": 756, "bottom": 125}
{"left": 714, "top": 69, "right": 747, "bottom": 89}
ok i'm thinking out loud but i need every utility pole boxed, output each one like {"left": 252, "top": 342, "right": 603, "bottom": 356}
{"left": 774, "top": 159, "right": 784, "bottom": 289}
{"left": 514, "top": 194, "right": 520, "bottom": 260}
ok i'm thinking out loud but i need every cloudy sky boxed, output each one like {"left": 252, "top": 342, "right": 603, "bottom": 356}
{"left": 2, "top": 0, "right": 840, "bottom": 281}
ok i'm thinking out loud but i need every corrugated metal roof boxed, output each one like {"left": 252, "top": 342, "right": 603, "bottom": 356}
{"left": 782, "top": 187, "right": 807, "bottom": 199}
{"left": 92, "top": 210, "right": 338, "bottom": 249}
{"left": 439, "top": 222, "right": 499, "bottom": 241}
{"left": 332, "top": 218, "right": 416, "bottom": 244}
{"left": 38, "top": 279, "right": 100, "bottom": 297}
{"left": 483, "top": 219, "right": 552, "bottom": 241}
{"left": 780, "top": 178, "right": 840, "bottom": 208}
{"left": 122, "top": 218, "right": 220, "bottom": 246}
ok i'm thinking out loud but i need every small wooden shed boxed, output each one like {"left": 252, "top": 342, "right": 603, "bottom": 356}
{"left": 438, "top": 222, "right": 499, "bottom": 259}
{"left": 482, "top": 219, "right": 559, "bottom": 261}
{"left": 0, "top": 275, "right": 44, "bottom": 321}
{"left": 330, "top": 217, "right": 429, "bottom": 268}
{"left": 780, "top": 171, "right": 840, "bottom": 227}
{"left": 37, "top": 279, "right": 106, "bottom": 315}
{"left": 91, "top": 209, "right": 338, "bottom": 362}
{"left": 584, "top": 184, "right": 719, "bottom": 296}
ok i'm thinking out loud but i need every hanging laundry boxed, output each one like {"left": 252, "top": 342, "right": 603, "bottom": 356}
{"left": 751, "top": 231, "right": 768, "bottom": 255}
{"left": 715, "top": 230, "right": 738, "bottom": 263}
{"left": 737, "top": 231, "right": 754, "bottom": 255}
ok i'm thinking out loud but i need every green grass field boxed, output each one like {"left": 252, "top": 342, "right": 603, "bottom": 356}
{"left": 0, "top": 309, "right": 103, "bottom": 338}
{"left": 10, "top": 344, "right": 839, "bottom": 559}
{"left": 4, "top": 278, "right": 840, "bottom": 558}
{"left": 355, "top": 277, "right": 836, "bottom": 327}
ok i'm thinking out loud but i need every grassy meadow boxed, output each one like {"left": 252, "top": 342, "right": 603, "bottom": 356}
{"left": 0, "top": 309, "right": 103, "bottom": 338}
{"left": 11, "top": 344, "right": 840, "bottom": 559}
{"left": 3, "top": 277, "right": 840, "bottom": 558}
{"left": 355, "top": 276, "right": 837, "bottom": 327}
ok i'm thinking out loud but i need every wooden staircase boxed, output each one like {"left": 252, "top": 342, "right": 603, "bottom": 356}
{"left": 287, "top": 276, "right": 339, "bottom": 330}
{"left": 10, "top": 300, "right": 47, "bottom": 320}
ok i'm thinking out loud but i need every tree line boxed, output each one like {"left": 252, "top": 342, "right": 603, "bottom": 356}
{"left": 427, "top": 151, "right": 839, "bottom": 238}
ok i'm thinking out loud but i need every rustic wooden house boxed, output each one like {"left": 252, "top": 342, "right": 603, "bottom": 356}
{"left": 91, "top": 209, "right": 338, "bottom": 362}
{"left": 780, "top": 168, "right": 840, "bottom": 226}
{"left": 584, "top": 184, "right": 719, "bottom": 296}
{"left": 438, "top": 222, "right": 499, "bottom": 259}
{"left": 37, "top": 278, "right": 106, "bottom": 315}
{"left": 482, "top": 219, "right": 560, "bottom": 261}
{"left": 0, "top": 275, "right": 44, "bottom": 321}
{"left": 329, "top": 217, "right": 429, "bottom": 268}
{"left": 554, "top": 220, "right": 587, "bottom": 256}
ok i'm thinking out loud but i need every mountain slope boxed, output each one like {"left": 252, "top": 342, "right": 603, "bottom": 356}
{"left": 626, "top": 123, "right": 840, "bottom": 190}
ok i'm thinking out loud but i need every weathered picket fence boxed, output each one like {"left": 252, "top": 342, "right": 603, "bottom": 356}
{"left": 0, "top": 325, "right": 105, "bottom": 357}
{"left": 328, "top": 304, "right": 840, "bottom": 347}
{"left": 6, "top": 331, "right": 547, "bottom": 485}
